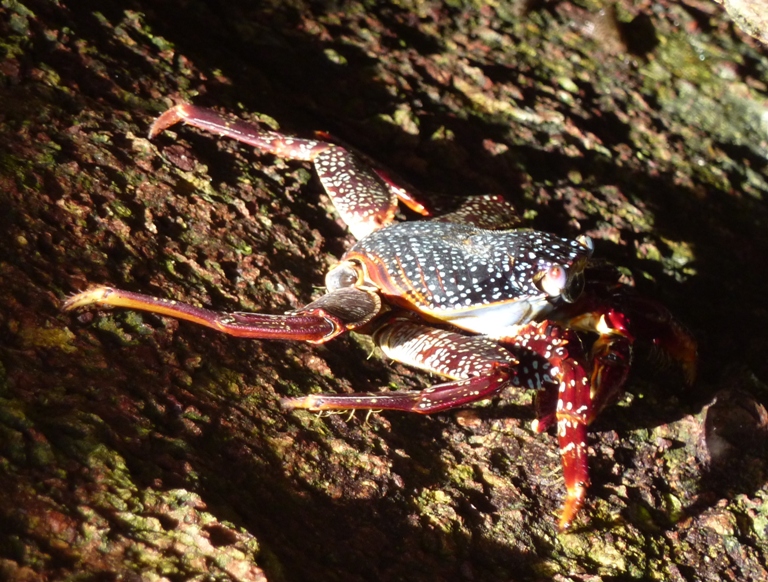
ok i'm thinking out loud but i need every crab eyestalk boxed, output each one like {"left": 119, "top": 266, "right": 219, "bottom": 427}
{"left": 534, "top": 262, "right": 586, "bottom": 304}
{"left": 536, "top": 264, "right": 568, "bottom": 297}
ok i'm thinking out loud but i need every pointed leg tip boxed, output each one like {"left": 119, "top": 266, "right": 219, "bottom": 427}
{"left": 62, "top": 286, "right": 114, "bottom": 312}
{"left": 148, "top": 104, "right": 192, "bottom": 139}
{"left": 558, "top": 483, "right": 587, "bottom": 532}
{"left": 530, "top": 418, "right": 552, "bottom": 433}
{"left": 280, "top": 395, "right": 319, "bottom": 410}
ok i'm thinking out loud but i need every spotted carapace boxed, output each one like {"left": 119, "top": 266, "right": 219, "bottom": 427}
{"left": 64, "top": 104, "right": 697, "bottom": 530}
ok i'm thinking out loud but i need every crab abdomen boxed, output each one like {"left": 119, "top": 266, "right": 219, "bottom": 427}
{"left": 344, "top": 221, "right": 591, "bottom": 336}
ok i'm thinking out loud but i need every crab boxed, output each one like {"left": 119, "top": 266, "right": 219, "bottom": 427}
{"left": 64, "top": 104, "right": 697, "bottom": 530}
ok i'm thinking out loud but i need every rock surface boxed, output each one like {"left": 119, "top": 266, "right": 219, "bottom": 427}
{"left": 1, "top": 1, "right": 768, "bottom": 580}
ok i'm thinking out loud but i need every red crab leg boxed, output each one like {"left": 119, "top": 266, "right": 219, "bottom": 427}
{"left": 312, "top": 130, "right": 429, "bottom": 217}
{"left": 434, "top": 194, "right": 523, "bottom": 230}
{"left": 62, "top": 286, "right": 371, "bottom": 343}
{"left": 285, "top": 369, "right": 513, "bottom": 415}
{"left": 371, "top": 168, "right": 429, "bottom": 216}
{"left": 283, "top": 320, "right": 518, "bottom": 412}
{"left": 150, "top": 104, "right": 401, "bottom": 239}
{"left": 283, "top": 318, "right": 591, "bottom": 530}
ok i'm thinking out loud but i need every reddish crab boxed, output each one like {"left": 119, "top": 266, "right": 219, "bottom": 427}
{"left": 64, "top": 104, "right": 696, "bottom": 530}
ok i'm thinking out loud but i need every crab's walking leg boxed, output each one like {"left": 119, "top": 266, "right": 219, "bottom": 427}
{"left": 434, "top": 194, "right": 523, "bottom": 230}
{"left": 150, "top": 104, "right": 404, "bottom": 239}
{"left": 283, "top": 318, "right": 592, "bottom": 530}
{"left": 63, "top": 285, "right": 381, "bottom": 344}
{"left": 282, "top": 319, "right": 518, "bottom": 413}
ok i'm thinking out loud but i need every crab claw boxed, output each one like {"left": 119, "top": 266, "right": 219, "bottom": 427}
{"left": 614, "top": 295, "right": 698, "bottom": 385}
{"left": 652, "top": 318, "right": 698, "bottom": 385}
{"left": 503, "top": 322, "right": 592, "bottom": 531}
{"left": 554, "top": 356, "right": 591, "bottom": 531}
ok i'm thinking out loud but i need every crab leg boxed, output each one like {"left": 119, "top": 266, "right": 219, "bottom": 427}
{"left": 63, "top": 285, "right": 381, "bottom": 344}
{"left": 282, "top": 319, "right": 516, "bottom": 414}
{"left": 434, "top": 194, "right": 523, "bottom": 230}
{"left": 283, "top": 319, "right": 518, "bottom": 413}
{"left": 283, "top": 318, "right": 592, "bottom": 530}
{"left": 150, "top": 104, "right": 402, "bottom": 239}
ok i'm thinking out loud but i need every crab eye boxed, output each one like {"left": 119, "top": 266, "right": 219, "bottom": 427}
{"left": 535, "top": 263, "right": 568, "bottom": 297}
